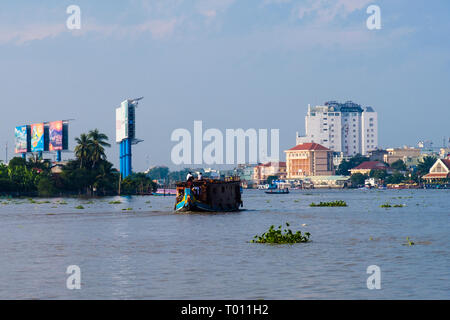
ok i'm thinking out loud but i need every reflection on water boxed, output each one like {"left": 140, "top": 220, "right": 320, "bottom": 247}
{"left": 0, "top": 189, "right": 449, "bottom": 299}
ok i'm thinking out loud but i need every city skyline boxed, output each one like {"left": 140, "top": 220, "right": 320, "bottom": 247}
{"left": 1, "top": 1, "right": 450, "bottom": 170}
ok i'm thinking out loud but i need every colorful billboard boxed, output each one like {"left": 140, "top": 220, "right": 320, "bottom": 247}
{"left": 14, "top": 125, "right": 28, "bottom": 153}
{"left": 116, "top": 100, "right": 128, "bottom": 143}
{"left": 49, "top": 121, "right": 63, "bottom": 151}
{"left": 30, "top": 123, "right": 45, "bottom": 152}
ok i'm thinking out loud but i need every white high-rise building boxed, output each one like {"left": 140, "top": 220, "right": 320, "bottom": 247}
{"left": 296, "top": 101, "right": 378, "bottom": 156}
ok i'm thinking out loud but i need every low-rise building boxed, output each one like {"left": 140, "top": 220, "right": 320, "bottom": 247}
{"left": 383, "top": 147, "right": 421, "bottom": 165}
{"left": 252, "top": 161, "right": 286, "bottom": 184}
{"left": 350, "top": 161, "right": 387, "bottom": 175}
{"left": 368, "top": 149, "right": 388, "bottom": 162}
{"left": 307, "top": 175, "right": 350, "bottom": 188}
{"left": 422, "top": 158, "right": 450, "bottom": 182}
{"left": 284, "top": 143, "right": 334, "bottom": 179}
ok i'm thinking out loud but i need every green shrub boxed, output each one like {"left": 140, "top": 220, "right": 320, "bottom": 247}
{"left": 310, "top": 200, "right": 347, "bottom": 207}
{"left": 251, "top": 223, "right": 311, "bottom": 244}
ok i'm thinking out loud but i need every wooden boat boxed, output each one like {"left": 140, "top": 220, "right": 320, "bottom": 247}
{"left": 174, "top": 177, "right": 243, "bottom": 212}
{"left": 265, "top": 188, "right": 289, "bottom": 194}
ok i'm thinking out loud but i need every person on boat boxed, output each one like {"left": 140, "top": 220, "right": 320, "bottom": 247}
{"left": 197, "top": 172, "right": 203, "bottom": 181}
{"left": 186, "top": 172, "right": 193, "bottom": 182}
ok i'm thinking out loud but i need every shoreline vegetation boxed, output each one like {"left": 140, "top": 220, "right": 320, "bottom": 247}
{"left": 0, "top": 129, "right": 157, "bottom": 198}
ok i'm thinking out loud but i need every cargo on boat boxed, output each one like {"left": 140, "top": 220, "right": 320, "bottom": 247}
{"left": 174, "top": 177, "right": 243, "bottom": 212}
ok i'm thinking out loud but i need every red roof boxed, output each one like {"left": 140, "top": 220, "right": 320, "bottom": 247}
{"left": 422, "top": 173, "right": 449, "bottom": 179}
{"left": 352, "top": 161, "right": 387, "bottom": 170}
{"left": 441, "top": 159, "right": 450, "bottom": 170}
{"left": 287, "top": 143, "right": 330, "bottom": 151}
{"left": 259, "top": 161, "right": 286, "bottom": 167}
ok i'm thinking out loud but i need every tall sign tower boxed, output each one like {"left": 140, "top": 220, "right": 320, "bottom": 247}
{"left": 116, "top": 97, "right": 143, "bottom": 179}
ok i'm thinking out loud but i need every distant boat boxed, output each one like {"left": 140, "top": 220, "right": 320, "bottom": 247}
{"left": 264, "top": 185, "right": 290, "bottom": 194}
{"left": 174, "top": 177, "right": 243, "bottom": 212}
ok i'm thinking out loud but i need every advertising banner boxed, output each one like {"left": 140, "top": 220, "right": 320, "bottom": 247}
{"left": 14, "top": 125, "right": 28, "bottom": 153}
{"left": 31, "top": 123, "right": 45, "bottom": 152}
{"left": 116, "top": 100, "right": 128, "bottom": 143}
{"left": 49, "top": 121, "right": 63, "bottom": 151}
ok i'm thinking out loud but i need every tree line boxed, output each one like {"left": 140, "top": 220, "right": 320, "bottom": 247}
{"left": 0, "top": 129, "right": 156, "bottom": 197}
{"left": 336, "top": 154, "right": 438, "bottom": 187}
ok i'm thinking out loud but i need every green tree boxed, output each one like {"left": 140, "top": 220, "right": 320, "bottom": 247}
{"left": 147, "top": 166, "right": 169, "bottom": 181}
{"left": 417, "top": 156, "right": 437, "bottom": 176}
{"left": 350, "top": 173, "right": 367, "bottom": 187}
{"left": 74, "top": 133, "right": 93, "bottom": 169}
{"left": 391, "top": 159, "right": 407, "bottom": 171}
{"left": 385, "top": 172, "right": 406, "bottom": 184}
{"left": 369, "top": 169, "right": 387, "bottom": 180}
{"left": 336, "top": 154, "right": 370, "bottom": 176}
{"left": 37, "top": 175, "right": 57, "bottom": 197}
{"left": 88, "top": 129, "right": 111, "bottom": 168}
{"left": 122, "top": 173, "right": 157, "bottom": 195}
{"left": 8, "top": 157, "right": 27, "bottom": 169}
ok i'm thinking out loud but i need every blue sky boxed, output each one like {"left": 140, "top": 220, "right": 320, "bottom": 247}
{"left": 1, "top": 0, "right": 449, "bottom": 170}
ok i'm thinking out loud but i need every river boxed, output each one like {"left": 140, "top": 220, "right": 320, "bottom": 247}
{"left": 0, "top": 189, "right": 448, "bottom": 299}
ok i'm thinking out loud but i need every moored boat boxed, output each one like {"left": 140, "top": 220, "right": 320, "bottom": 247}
{"left": 174, "top": 177, "right": 243, "bottom": 212}
{"left": 265, "top": 188, "right": 289, "bottom": 194}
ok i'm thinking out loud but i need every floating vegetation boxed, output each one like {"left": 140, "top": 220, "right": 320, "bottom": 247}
{"left": 37, "top": 201, "right": 51, "bottom": 204}
{"left": 84, "top": 200, "right": 94, "bottom": 204}
{"left": 309, "top": 200, "right": 347, "bottom": 207}
{"left": 122, "top": 208, "right": 133, "bottom": 211}
{"left": 294, "top": 199, "right": 300, "bottom": 203}
{"left": 380, "top": 203, "right": 405, "bottom": 208}
{"left": 145, "top": 201, "right": 151, "bottom": 204}
{"left": 109, "top": 201, "right": 122, "bottom": 204}
{"left": 251, "top": 223, "right": 311, "bottom": 244}
{"left": 75, "top": 205, "right": 85, "bottom": 210}
{"left": 403, "top": 237, "right": 415, "bottom": 246}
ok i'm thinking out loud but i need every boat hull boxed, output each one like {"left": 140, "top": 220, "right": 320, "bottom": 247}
{"left": 175, "top": 183, "right": 242, "bottom": 213}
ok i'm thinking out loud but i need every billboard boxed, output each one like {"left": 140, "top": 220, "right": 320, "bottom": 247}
{"left": 49, "top": 121, "right": 63, "bottom": 151}
{"left": 30, "top": 123, "right": 45, "bottom": 152}
{"left": 14, "top": 125, "right": 28, "bottom": 153}
{"left": 116, "top": 100, "right": 128, "bottom": 143}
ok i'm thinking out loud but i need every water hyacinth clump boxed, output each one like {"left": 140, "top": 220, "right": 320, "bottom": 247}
{"left": 309, "top": 200, "right": 347, "bottom": 207}
{"left": 251, "top": 223, "right": 311, "bottom": 244}
{"left": 381, "top": 203, "right": 405, "bottom": 208}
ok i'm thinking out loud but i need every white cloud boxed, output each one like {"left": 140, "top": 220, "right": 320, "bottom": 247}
{"left": 294, "top": 0, "right": 373, "bottom": 24}
{"left": 0, "top": 24, "right": 66, "bottom": 45}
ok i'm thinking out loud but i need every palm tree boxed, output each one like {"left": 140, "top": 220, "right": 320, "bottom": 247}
{"left": 74, "top": 133, "right": 92, "bottom": 168}
{"left": 417, "top": 156, "right": 437, "bottom": 176}
{"left": 88, "top": 129, "right": 111, "bottom": 168}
